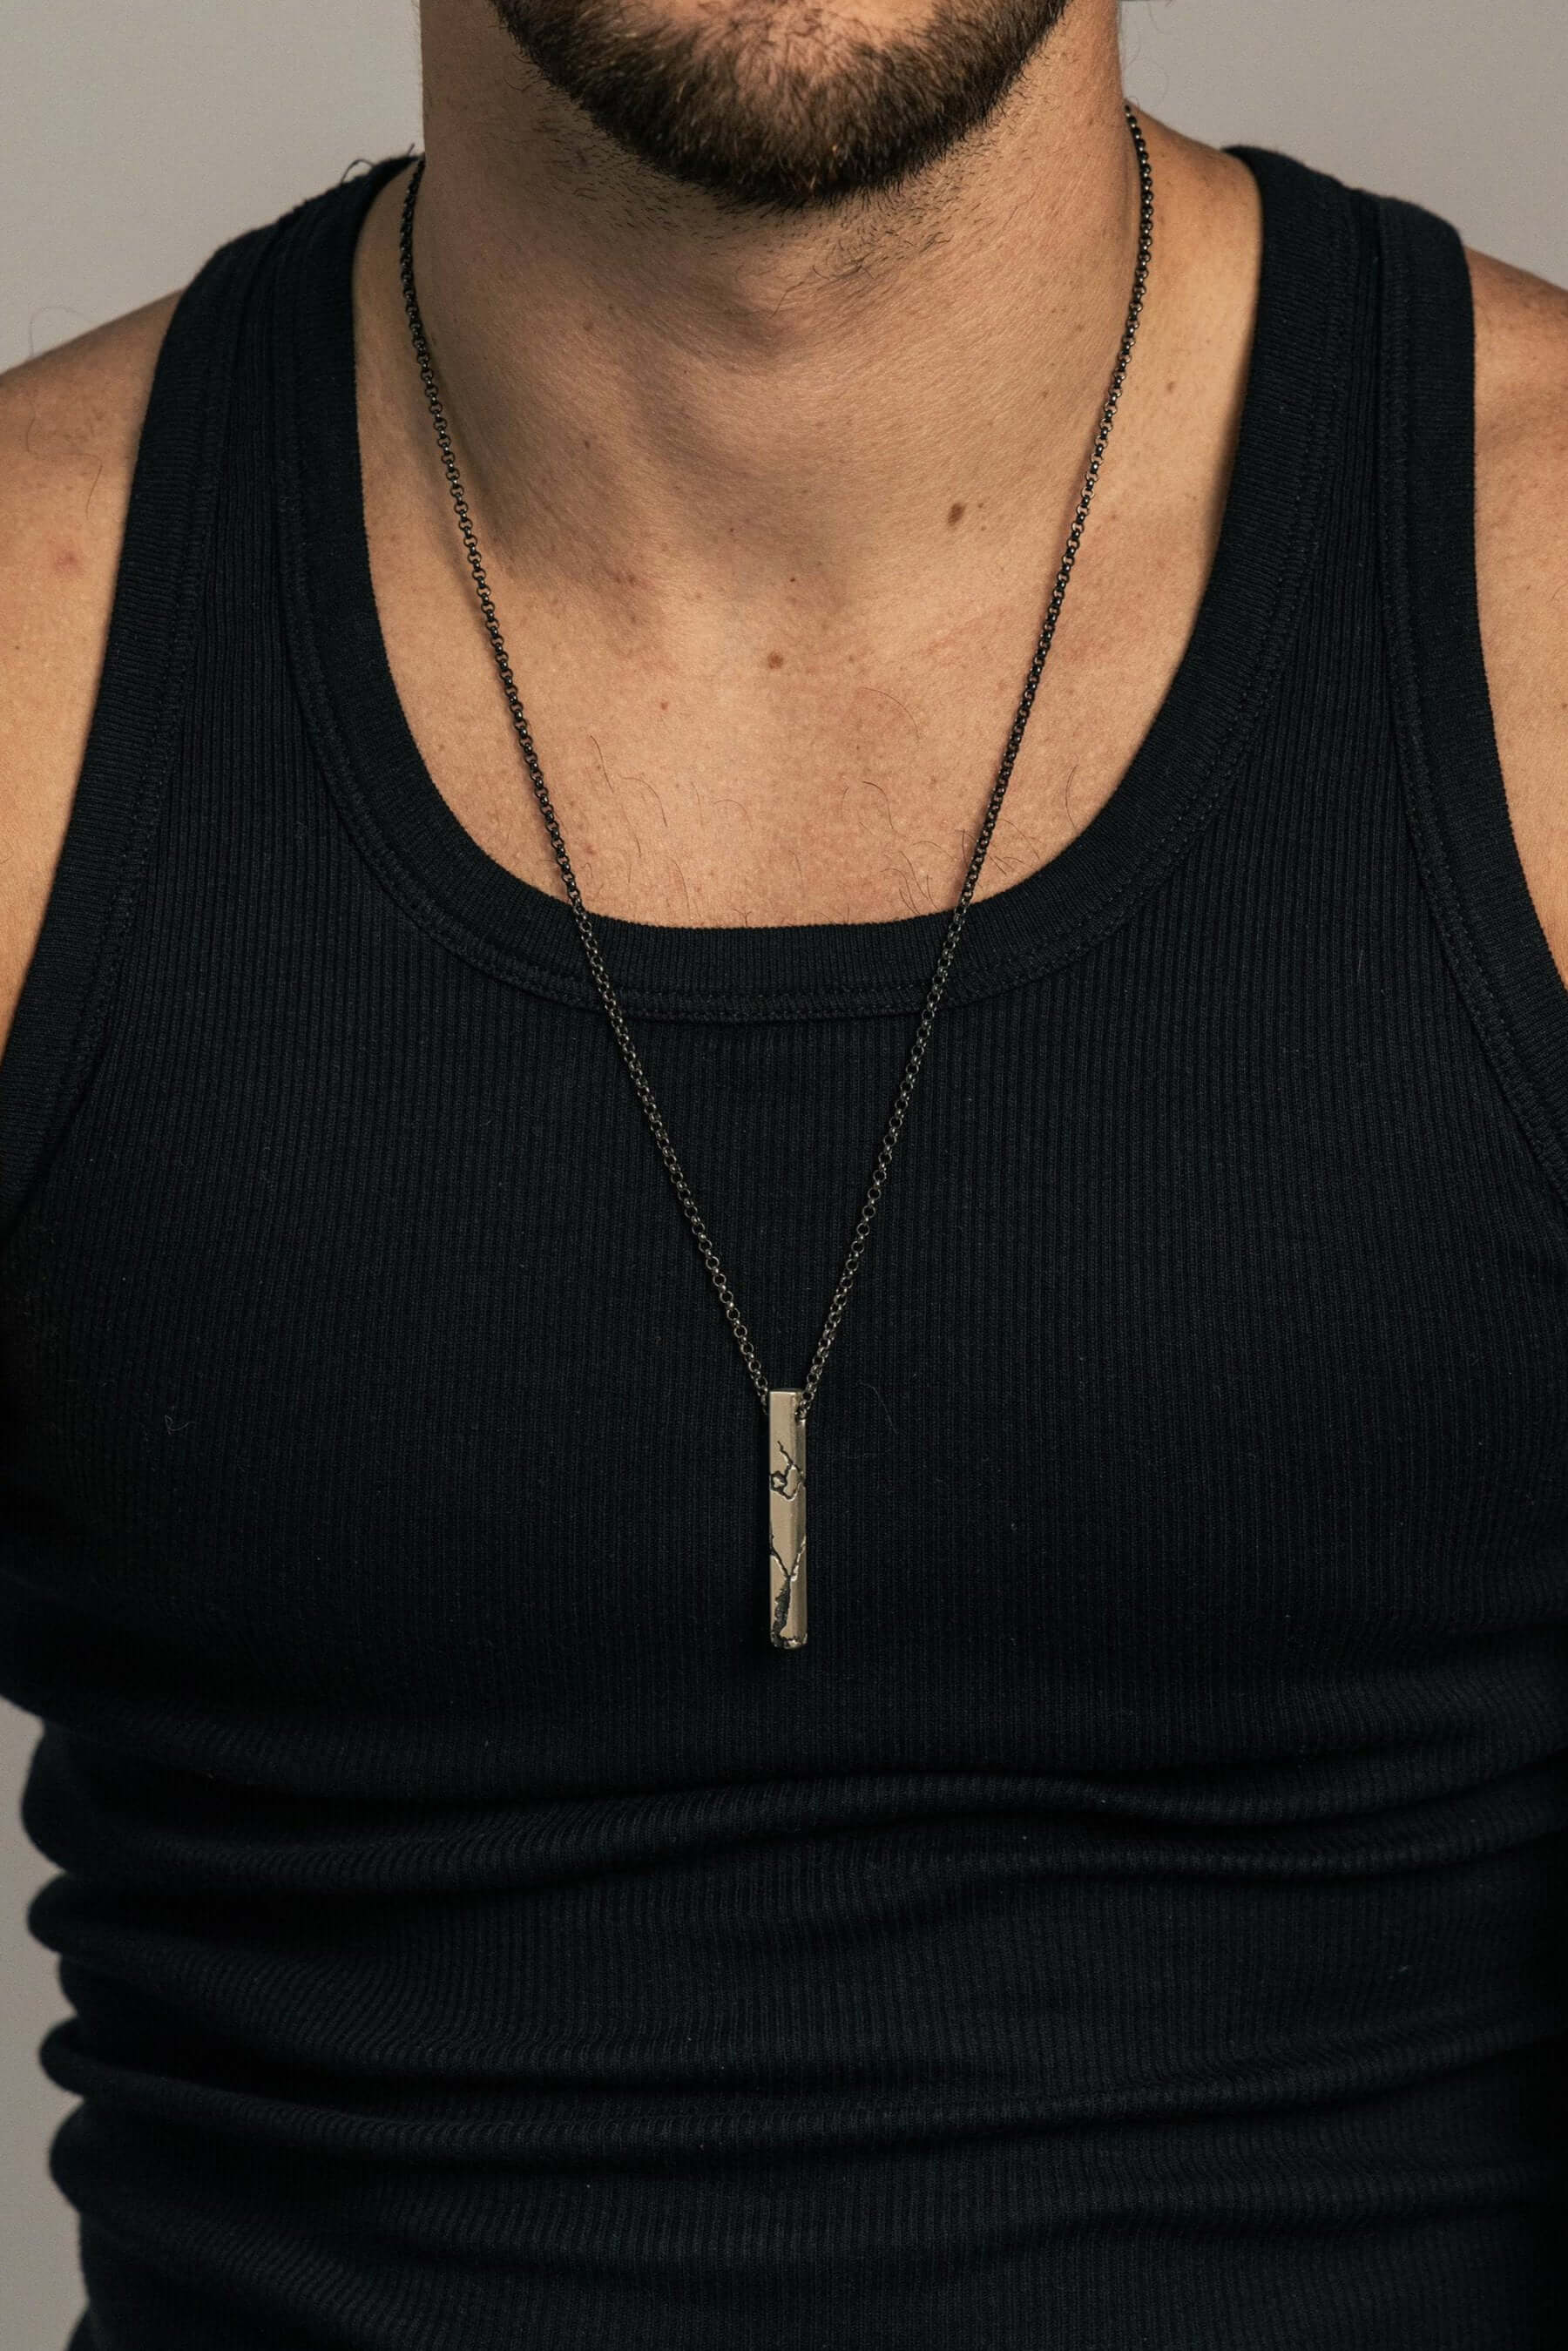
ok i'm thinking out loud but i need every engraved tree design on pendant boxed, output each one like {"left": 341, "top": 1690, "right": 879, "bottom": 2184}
{"left": 768, "top": 1430, "right": 807, "bottom": 1645}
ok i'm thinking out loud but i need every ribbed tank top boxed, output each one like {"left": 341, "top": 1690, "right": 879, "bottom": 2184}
{"left": 1, "top": 145, "right": 1565, "bottom": 2350}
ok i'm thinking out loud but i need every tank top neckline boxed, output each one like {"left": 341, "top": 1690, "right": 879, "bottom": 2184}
{"left": 280, "top": 145, "right": 1353, "bottom": 1023}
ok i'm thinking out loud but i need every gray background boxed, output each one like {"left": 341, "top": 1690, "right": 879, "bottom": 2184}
{"left": 2, "top": 1, "right": 1564, "bottom": 2341}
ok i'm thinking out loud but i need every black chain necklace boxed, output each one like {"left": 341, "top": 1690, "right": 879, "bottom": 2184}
{"left": 397, "top": 103, "right": 1154, "bottom": 1651}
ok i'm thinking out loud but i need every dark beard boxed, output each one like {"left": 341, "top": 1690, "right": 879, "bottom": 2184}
{"left": 487, "top": 0, "right": 1078, "bottom": 214}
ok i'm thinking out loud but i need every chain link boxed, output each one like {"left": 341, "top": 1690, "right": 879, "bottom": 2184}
{"left": 398, "top": 104, "right": 1154, "bottom": 1422}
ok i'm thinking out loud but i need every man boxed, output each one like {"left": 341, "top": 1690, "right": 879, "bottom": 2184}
{"left": 0, "top": 3, "right": 1564, "bottom": 2345}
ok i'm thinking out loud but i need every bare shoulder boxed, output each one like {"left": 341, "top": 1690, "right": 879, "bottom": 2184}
{"left": 1468, "top": 248, "right": 1568, "bottom": 979}
{"left": 1471, "top": 247, "right": 1568, "bottom": 601}
{"left": 0, "top": 292, "right": 180, "bottom": 1058}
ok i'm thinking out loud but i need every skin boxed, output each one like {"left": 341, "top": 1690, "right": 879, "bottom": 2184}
{"left": 0, "top": 0, "right": 1565, "bottom": 1051}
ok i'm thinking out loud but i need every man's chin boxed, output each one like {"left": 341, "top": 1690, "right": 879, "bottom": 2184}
{"left": 487, "top": 0, "right": 1078, "bottom": 213}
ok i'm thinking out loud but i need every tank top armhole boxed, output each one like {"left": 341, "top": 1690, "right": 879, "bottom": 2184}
{"left": 0, "top": 224, "right": 267, "bottom": 1252}
{"left": 1376, "top": 188, "right": 1568, "bottom": 1213}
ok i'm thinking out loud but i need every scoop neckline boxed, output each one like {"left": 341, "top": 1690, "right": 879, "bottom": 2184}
{"left": 280, "top": 144, "right": 1351, "bottom": 1023}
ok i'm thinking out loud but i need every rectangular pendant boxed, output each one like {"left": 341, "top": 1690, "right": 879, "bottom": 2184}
{"left": 767, "top": 1388, "right": 807, "bottom": 1650}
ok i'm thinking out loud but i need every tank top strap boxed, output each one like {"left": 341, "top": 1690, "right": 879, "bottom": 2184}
{"left": 1373, "top": 184, "right": 1568, "bottom": 1212}
{"left": 0, "top": 213, "right": 285, "bottom": 1246}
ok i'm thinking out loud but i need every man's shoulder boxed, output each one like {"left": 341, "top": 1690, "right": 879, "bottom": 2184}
{"left": 0, "top": 293, "right": 182, "bottom": 612}
{"left": 1467, "top": 247, "right": 1568, "bottom": 972}
{"left": 1470, "top": 245, "right": 1568, "bottom": 500}
{"left": 1470, "top": 245, "right": 1568, "bottom": 663}
{"left": 0, "top": 294, "right": 181, "bottom": 1056}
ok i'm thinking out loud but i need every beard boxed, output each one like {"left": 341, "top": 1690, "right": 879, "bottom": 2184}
{"left": 487, "top": 0, "right": 1079, "bottom": 213}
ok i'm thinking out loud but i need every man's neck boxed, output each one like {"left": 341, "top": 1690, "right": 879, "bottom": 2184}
{"left": 407, "top": 0, "right": 1139, "bottom": 630}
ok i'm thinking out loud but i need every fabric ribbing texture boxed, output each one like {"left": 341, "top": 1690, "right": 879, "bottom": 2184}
{"left": 0, "top": 143, "right": 1565, "bottom": 2349}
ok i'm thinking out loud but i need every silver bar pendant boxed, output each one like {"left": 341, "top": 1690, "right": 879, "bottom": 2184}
{"left": 767, "top": 1389, "right": 807, "bottom": 1650}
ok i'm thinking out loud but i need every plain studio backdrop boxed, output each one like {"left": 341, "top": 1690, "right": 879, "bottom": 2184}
{"left": 1, "top": 0, "right": 1565, "bottom": 2337}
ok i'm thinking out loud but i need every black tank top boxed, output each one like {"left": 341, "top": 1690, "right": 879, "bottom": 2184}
{"left": 2, "top": 148, "right": 1565, "bottom": 2350}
